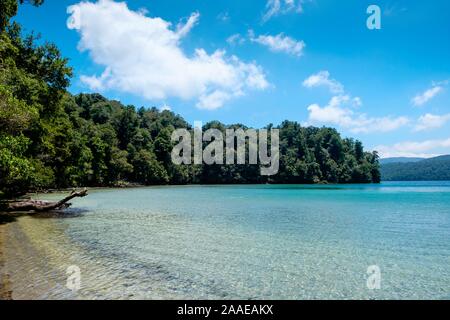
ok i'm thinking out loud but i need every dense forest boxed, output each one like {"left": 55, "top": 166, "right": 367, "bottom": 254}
{"left": 381, "top": 156, "right": 450, "bottom": 181}
{"left": 379, "top": 157, "right": 424, "bottom": 165}
{"left": 0, "top": 0, "right": 380, "bottom": 200}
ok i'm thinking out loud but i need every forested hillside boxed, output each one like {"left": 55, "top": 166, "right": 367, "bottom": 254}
{"left": 381, "top": 156, "right": 450, "bottom": 181}
{"left": 0, "top": 0, "right": 380, "bottom": 199}
{"left": 379, "top": 157, "right": 424, "bottom": 165}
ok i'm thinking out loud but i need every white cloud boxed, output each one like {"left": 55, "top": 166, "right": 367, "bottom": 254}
{"left": 197, "top": 90, "right": 233, "bottom": 110}
{"left": 303, "top": 70, "right": 409, "bottom": 133}
{"left": 350, "top": 116, "right": 410, "bottom": 134}
{"left": 67, "top": 0, "right": 269, "bottom": 110}
{"left": 262, "top": 0, "right": 307, "bottom": 22}
{"left": 227, "top": 33, "right": 245, "bottom": 46}
{"left": 414, "top": 113, "right": 450, "bottom": 132}
{"left": 176, "top": 11, "right": 200, "bottom": 39}
{"left": 374, "top": 138, "right": 450, "bottom": 158}
{"left": 307, "top": 95, "right": 409, "bottom": 134}
{"left": 411, "top": 85, "right": 443, "bottom": 106}
{"left": 302, "top": 71, "right": 344, "bottom": 94}
{"left": 249, "top": 31, "right": 305, "bottom": 56}
{"left": 158, "top": 103, "right": 172, "bottom": 112}
{"left": 352, "top": 96, "right": 362, "bottom": 107}
{"left": 137, "top": 7, "right": 149, "bottom": 15}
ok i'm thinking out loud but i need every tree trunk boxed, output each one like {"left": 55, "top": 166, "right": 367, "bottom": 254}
{"left": 5, "top": 188, "right": 88, "bottom": 212}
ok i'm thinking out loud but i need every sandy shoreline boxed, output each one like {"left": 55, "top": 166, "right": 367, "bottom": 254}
{"left": 0, "top": 222, "right": 12, "bottom": 299}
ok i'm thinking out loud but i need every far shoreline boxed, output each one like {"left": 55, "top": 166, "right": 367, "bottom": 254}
{"left": 21, "top": 180, "right": 450, "bottom": 195}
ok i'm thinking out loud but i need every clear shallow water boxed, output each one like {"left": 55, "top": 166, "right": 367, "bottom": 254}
{"left": 3, "top": 182, "right": 450, "bottom": 299}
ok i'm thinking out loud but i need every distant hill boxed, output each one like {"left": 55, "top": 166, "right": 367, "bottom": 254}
{"left": 380, "top": 157, "right": 425, "bottom": 165}
{"left": 381, "top": 155, "right": 450, "bottom": 181}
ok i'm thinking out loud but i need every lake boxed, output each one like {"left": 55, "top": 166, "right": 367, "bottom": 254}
{"left": 2, "top": 182, "right": 450, "bottom": 299}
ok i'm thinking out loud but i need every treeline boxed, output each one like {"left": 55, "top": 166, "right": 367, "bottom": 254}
{"left": 381, "top": 156, "right": 450, "bottom": 181}
{"left": 0, "top": 0, "right": 380, "bottom": 199}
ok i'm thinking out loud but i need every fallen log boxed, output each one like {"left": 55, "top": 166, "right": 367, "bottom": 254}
{"left": 5, "top": 188, "right": 88, "bottom": 212}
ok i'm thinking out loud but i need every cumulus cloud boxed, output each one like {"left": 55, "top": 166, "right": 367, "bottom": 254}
{"left": 262, "top": 0, "right": 307, "bottom": 22}
{"left": 197, "top": 90, "right": 233, "bottom": 110}
{"left": 249, "top": 31, "right": 305, "bottom": 56}
{"left": 374, "top": 138, "right": 450, "bottom": 158}
{"left": 302, "top": 71, "right": 344, "bottom": 94}
{"left": 414, "top": 113, "right": 450, "bottom": 132}
{"left": 307, "top": 95, "right": 409, "bottom": 134}
{"left": 303, "top": 71, "right": 409, "bottom": 133}
{"left": 67, "top": 0, "right": 269, "bottom": 110}
{"left": 411, "top": 85, "right": 443, "bottom": 106}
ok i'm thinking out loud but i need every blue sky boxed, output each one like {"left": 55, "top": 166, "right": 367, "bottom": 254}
{"left": 15, "top": 0, "right": 450, "bottom": 158}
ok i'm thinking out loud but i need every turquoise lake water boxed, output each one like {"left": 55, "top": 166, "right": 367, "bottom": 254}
{"left": 3, "top": 182, "right": 450, "bottom": 299}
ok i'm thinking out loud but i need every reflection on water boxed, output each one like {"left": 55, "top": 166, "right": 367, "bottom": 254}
{"left": 3, "top": 182, "right": 450, "bottom": 299}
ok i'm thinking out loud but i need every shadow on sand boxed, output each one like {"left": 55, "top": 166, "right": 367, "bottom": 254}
{"left": 29, "top": 208, "right": 89, "bottom": 219}
{"left": 0, "top": 208, "right": 88, "bottom": 225}
{"left": 0, "top": 214, "right": 17, "bottom": 225}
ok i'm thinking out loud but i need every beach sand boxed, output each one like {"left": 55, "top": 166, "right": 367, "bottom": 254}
{"left": 0, "top": 222, "right": 12, "bottom": 299}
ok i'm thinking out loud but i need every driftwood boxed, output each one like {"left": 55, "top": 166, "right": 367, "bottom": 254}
{"left": 5, "top": 188, "right": 88, "bottom": 212}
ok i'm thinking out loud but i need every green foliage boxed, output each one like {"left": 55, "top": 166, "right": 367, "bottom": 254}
{"left": 268, "top": 123, "right": 379, "bottom": 184}
{"left": 0, "top": 134, "right": 34, "bottom": 197}
{"left": 0, "top": 84, "right": 38, "bottom": 134}
{"left": 0, "top": 0, "right": 72, "bottom": 198}
{"left": 381, "top": 155, "right": 450, "bottom": 181}
{"left": 131, "top": 149, "right": 169, "bottom": 184}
